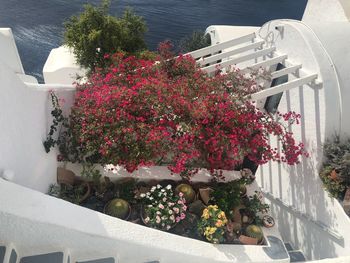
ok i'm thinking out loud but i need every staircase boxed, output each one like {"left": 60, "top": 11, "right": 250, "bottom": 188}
{"left": 284, "top": 243, "right": 306, "bottom": 262}
{"left": 0, "top": 246, "right": 162, "bottom": 263}
{"left": 186, "top": 31, "right": 321, "bottom": 104}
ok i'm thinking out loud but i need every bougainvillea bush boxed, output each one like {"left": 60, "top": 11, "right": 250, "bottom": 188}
{"left": 59, "top": 42, "right": 306, "bottom": 178}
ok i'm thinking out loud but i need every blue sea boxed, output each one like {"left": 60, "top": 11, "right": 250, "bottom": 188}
{"left": 0, "top": 0, "right": 307, "bottom": 81}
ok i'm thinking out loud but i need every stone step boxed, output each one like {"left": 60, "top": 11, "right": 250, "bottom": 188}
{"left": 20, "top": 252, "right": 64, "bottom": 263}
{"left": 288, "top": 250, "right": 306, "bottom": 262}
{"left": 77, "top": 258, "right": 115, "bottom": 263}
{"left": 284, "top": 242, "right": 294, "bottom": 252}
{"left": 0, "top": 247, "right": 5, "bottom": 263}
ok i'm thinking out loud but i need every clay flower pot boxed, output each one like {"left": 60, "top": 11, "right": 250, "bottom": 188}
{"left": 57, "top": 167, "right": 76, "bottom": 186}
{"left": 78, "top": 182, "right": 91, "bottom": 204}
{"left": 262, "top": 215, "right": 275, "bottom": 228}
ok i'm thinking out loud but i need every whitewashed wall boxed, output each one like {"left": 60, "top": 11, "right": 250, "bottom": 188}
{"left": 303, "top": 0, "right": 350, "bottom": 24}
{"left": 255, "top": 20, "right": 350, "bottom": 260}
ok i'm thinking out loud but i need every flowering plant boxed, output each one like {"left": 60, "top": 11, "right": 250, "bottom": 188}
{"left": 198, "top": 205, "right": 228, "bottom": 243}
{"left": 140, "top": 184, "right": 187, "bottom": 230}
{"left": 59, "top": 42, "right": 307, "bottom": 177}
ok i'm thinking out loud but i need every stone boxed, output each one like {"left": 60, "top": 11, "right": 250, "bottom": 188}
{"left": 343, "top": 187, "right": 350, "bottom": 216}
{"left": 189, "top": 200, "right": 206, "bottom": 217}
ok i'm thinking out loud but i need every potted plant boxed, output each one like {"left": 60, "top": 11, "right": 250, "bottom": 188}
{"left": 197, "top": 205, "right": 228, "bottom": 244}
{"left": 140, "top": 184, "right": 187, "bottom": 230}
{"left": 244, "top": 225, "right": 264, "bottom": 244}
{"left": 210, "top": 180, "right": 242, "bottom": 218}
{"left": 104, "top": 198, "right": 131, "bottom": 220}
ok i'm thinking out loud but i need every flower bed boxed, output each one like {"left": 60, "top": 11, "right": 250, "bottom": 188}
{"left": 47, "top": 43, "right": 307, "bottom": 180}
{"left": 49, "top": 168, "right": 274, "bottom": 245}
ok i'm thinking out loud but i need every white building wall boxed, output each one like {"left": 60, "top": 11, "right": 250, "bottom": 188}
{"left": 255, "top": 20, "right": 350, "bottom": 260}
{"left": 303, "top": 0, "right": 350, "bottom": 24}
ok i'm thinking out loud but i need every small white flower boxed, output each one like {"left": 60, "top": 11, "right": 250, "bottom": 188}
{"left": 151, "top": 186, "right": 156, "bottom": 191}
{"left": 156, "top": 211, "right": 161, "bottom": 215}
{"left": 157, "top": 184, "right": 161, "bottom": 189}
{"left": 144, "top": 217, "right": 150, "bottom": 223}
{"left": 170, "top": 215, "right": 175, "bottom": 221}
{"left": 149, "top": 197, "right": 154, "bottom": 200}
{"left": 166, "top": 225, "right": 171, "bottom": 230}
{"left": 140, "top": 193, "right": 146, "bottom": 198}
{"left": 161, "top": 189, "right": 165, "bottom": 192}
{"left": 166, "top": 184, "right": 172, "bottom": 190}
{"left": 162, "top": 197, "right": 167, "bottom": 202}
{"left": 168, "top": 210, "right": 173, "bottom": 215}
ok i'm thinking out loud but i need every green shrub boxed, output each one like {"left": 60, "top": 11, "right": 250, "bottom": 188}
{"left": 320, "top": 136, "right": 350, "bottom": 199}
{"left": 179, "top": 30, "right": 211, "bottom": 53}
{"left": 63, "top": 0, "right": 147, "bottom": 72}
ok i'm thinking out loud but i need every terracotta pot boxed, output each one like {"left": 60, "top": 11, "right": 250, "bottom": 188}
{"left": 78, "top": 182, "right": 91, "bottom": 204}
{"left": 239, "top": 235, "right": 258, "bottom": 245}
{"left": 262, "top": 215, "right": 275, "bottom": 228}
{"left": 57, "top": 167, "right": 76, "bottom": 186}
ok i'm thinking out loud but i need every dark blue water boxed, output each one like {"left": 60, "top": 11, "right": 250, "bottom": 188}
{"left": 0, "top": 0, "right": 307, "bottom": 81}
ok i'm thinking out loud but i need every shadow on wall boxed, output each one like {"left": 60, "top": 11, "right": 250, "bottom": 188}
{"left": 259, "top": 82, "right": 349, "bottom": 260}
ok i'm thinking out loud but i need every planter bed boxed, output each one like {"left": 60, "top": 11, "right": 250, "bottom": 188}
{"left": 49, "top": 165, "right": 275, "bottom": 246}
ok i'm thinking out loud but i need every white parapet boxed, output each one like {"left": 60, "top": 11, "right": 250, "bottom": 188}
{"left": 43, "top": 45, "right": 85, "bottom": 85}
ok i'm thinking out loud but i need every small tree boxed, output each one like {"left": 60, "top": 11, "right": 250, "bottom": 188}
{"left": 63, "top": 0, "right": 147, "bottom": 72}
{"left": 179, "top": 30, "right": 211, "bottom": 53}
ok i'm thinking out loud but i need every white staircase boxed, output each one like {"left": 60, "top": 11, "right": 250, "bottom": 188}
{"left": 186, "top": 32, "right": 320, "bottom": 104}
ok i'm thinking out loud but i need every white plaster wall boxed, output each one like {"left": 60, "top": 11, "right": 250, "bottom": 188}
{"left": 0, "top": 178, "right": 288, "bottom": 263}
{"left": 254, "top": 20, "right": 350, "bottom": 260}
{"left": 0, "top": 28, "right": 24, "bottom": 74}
{"left": 43, "top": 45, "right": 85, "bottom": 85}
{"left": 0, "top": 60, "right": 74, "bottom": 192}
{"left": 302, "top": 0, "right": 350, "bottom": 24}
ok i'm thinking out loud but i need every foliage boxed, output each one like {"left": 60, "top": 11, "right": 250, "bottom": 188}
{"left": 243, "top": 192, "right": 269, "bottom": 225}
{"left": 319, "top": 136, "right": 350, "bottom": 199}
{"left": 140, "top": 184, "right": 187, "bottom": 230}
{"left": 43, "top": 92, "right": 67, "bottom": 153}
{"left": 198, "top": 205, "right": 228, "bottom": 243}
{"left": 210, "top": 180, "right": 242, "bottom": 216}
{"left": 58, "top": 43, "right": 306, "bottom": 178}
{"left": 179, "top": 30, "right": 211, "bottom": 53}
{"left": 63, "top": 0, "right": 147, "bottom": 72}
{"left": 48, "top": 183, "right": 87, "bottom": 204}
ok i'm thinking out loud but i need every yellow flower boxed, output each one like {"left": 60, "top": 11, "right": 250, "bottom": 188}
{"left": 209, "top": 227, "right": 217, "bottom": 234}
{"left": 215, "top": 220, "right": 223, "bottom": 227}
{"left": 202, "top": 209, "right": 209, "bottom": 219}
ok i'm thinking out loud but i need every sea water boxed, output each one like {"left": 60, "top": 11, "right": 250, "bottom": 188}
{"left": 0, "top": 0, "right": 307, "bottom": 81}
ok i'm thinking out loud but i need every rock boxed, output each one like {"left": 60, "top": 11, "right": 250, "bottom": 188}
{"left": 343, "top": 187, "right": 350, "bottom": 216}
{"left": 198, "top": 187, "right": 213, "bottom": 205}
{"left": 189, "top": 200, "right": 206, "bottom": 217}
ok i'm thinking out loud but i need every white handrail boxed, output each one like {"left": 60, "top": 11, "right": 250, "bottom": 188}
{"left": 250, "top": 74, "right": 318, "bottom": 100}
{"left": 202, "top": 47, "right": 276, "bottom": 73}
{"left": 198, "top": 41, "right": 264, "bottom": 66}
{"left": 186, "top": 32, "right": 256, "bottom": 59}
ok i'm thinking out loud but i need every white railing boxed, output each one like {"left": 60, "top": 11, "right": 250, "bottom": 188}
{"left": 186, "top": 32, "right": 256, "bottom": 59}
